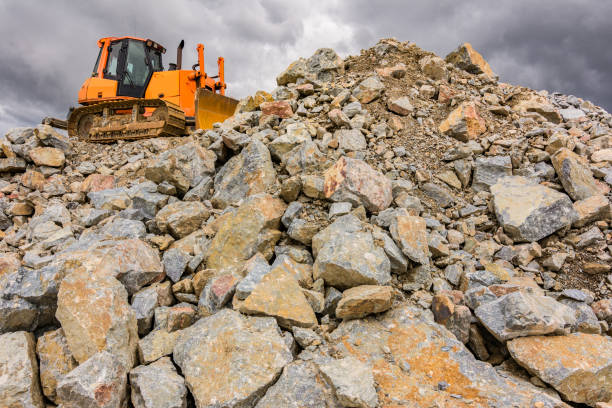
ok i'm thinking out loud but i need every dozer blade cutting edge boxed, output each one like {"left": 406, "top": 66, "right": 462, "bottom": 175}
{"left": 195, "top": 89, "right": 239, "bottom": 130}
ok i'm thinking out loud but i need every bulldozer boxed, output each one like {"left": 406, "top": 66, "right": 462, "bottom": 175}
{"left": 45, "top": 36, "right": 238, "bottom": 142}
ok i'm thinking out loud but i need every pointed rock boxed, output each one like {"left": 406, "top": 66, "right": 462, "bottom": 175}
{"left": 0, "top": 331, "right": 44, "bottom": 408}
{"left": 240, "top": 267, "right": 317, "bottom": 328}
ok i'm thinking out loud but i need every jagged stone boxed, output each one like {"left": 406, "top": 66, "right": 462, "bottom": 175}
{"left": 475, "top": 291, "right": 576, "bottom": 342}
{"left": 324, "top": 156, "right": 392, "bottom": 213}
{"left": 0, "top": 331, "right": 44, "bottom": 408}
{"left": 129, "top": 357, "right": 188, "bottom": 408}
{"left": 56, "top": 351, "right": 128, "bottom": 408}
{"left": 206, "top": 194, "right": 285, "bottom": 271}
{"left": 390, "top": 215, "right": 430, "bottom": 265}
{"left": 491, "top": 176, "right": 578, "bottom": 242}
{"left": 445, "top": 42, "right": 495, "bottom": 77}
{"left": 56, "top": 268, "right": 139, "bottom": 368}
{"left": 211, "top": 140, "right": 276, "bottom": 209}
{"left": 173, "top": 309, "right": 293, "bottom": 408}
{"left": 240, "top": 266, "right": 317, "bottom": 328}
{"left": 439, "top": 102, "right": 486, "bottom": 141}
{"left": 552, "top": 148, "right": 602, "bottom": 201}
{"left": 318, "top": 357, "right": 378, "bottom": 408}
{"left": 156, "top": 201, "right": 209, "bottom": 239}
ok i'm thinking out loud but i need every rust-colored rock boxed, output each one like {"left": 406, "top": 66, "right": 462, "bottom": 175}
{"left": 439, "top": 102, "right": 486, "bottom": 142}
{"left": 508, "top": 333, "right": 612, "bottom": 406}
{"left": 445, "top": 43, "right": 495, "bottom": 77}
{"left": 336, "top": 285, "right": 393, "bottom": 320}
{"left": 260, "top": 100, "right": 293, "bottom": 118}
{"left": 324, "top": 156, "right": 392, "bottom": 213}
{"left": 239, "top": 266, "right": 317, "bottom": 328}
{"left": 82, "top": 174, "right": 116, "bottom": 193}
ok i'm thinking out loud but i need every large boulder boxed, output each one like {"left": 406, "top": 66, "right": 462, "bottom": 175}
{"left": 54, "top": 238, "right": 164, "bottom": 296}
{"left": 239, "top": 266, "right": 317, "bottom": 329}
{"left": 313, "top": 219, "right": 391, "bottom": 290}
{"left": 55, "top": 268, "right": 139, "bottom": 368}
{"left": 551, "top": 148, "right": 601, "bottom": 201}
{"left": 445, "top": 42, "right": 495, "bottom": 77}
{"left": 211, "top": 140, "right": 277, "bottom": 209}
{"left": 324, "top": 156, "right": 392, "bottom": 213}
{"left": 29, "top": 146, "right": 65, "bottom": 167}
{"left": 173, "top": 309, "right": 293, "bottom": 408}
{"left": 206, "top": 194, "right": 286, "bottom": 271}
{"left": 508, "top": 333, "right": 612, "bottom": 406}
{"left": 145, "top": 142, "right": 216, "bottom": 194}
{"left": 491, "top": 176, "right": 578, "bottom": 242}
{"left": 327, "top": 304, "right": 567, "bottom": 407}
{"left": 0, "top": 331, "right": 44, "bottom": 408}
{"left": 56, "top": 351, "right": 128, "bottom": 408}
{"left": 129, "top": 357, "right": 188, "bottom": 408}
{"left": 474, "top": 291, "right": 576, "bottom": 342}
{"left": 276, "top": 48, "right": 344, "bottom": 85}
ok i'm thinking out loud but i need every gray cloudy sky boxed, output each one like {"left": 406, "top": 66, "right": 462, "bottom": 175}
{"left": 1, "top": 0, "right": 610, "bottom": 133}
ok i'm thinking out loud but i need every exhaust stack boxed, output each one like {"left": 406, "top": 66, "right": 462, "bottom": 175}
{"left": 176, "top": 40, "right": 185, "bottom": 70}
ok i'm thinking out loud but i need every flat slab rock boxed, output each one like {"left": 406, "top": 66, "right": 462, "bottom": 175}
{"left": 474, "top": 290, "right": 576, "bottom": 342}
{"left": 327, "top": 304, "right": 569, "bottom": 407}
{"left": 508, "top": 333, "right": 612, "bottom": 406}
{"left": 173, "top": 309, "right": 293, "bottom": 408}
{"left": 491, "top": 176, "right": 578, "bottom": 242}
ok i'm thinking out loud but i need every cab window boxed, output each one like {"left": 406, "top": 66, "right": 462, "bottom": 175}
{"left": 92, "top": 46, "right": 102, "bottom": 76}
{"left": 123, "top": 40, "right": 151, "bottom": 86}
{"left": 104, "top": 41, "right": 121, "bottom": 78}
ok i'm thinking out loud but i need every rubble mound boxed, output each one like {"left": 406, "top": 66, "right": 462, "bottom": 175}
{"left": 0, "top": 38, "right": 610, "bottom": 407}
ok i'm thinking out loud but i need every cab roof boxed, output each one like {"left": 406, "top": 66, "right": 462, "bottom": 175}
{"left": 96, "top": 36, "right": 166, "bottom": 53}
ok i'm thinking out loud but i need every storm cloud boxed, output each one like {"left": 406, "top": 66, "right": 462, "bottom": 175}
{"left": 0, "top": 0, "right": 610, "bottom": 133}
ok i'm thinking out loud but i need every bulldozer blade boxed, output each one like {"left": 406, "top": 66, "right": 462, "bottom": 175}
{"left": 195, "top": 89, "right": 239, "bottom": 130}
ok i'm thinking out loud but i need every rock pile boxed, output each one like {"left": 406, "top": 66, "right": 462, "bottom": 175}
{"left": 0, "top": 39, "right": 611, "bottom": 407}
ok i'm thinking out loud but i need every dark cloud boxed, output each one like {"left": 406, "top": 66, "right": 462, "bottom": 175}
{"left": 0, "top": 1, "right": 610, "bottom": 133}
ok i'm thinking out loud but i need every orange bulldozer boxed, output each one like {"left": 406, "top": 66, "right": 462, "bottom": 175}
{"left": 44, "top": 36, "right": 238, "bottom": 142}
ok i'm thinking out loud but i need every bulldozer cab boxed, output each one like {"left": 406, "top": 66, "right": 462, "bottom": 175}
{"left": 99, "top": 38, "right": 164, "bottom": 98}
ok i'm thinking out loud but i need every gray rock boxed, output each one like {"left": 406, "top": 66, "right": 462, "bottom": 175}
{"left": 162, "top": 248, "right": 192, "bottom": 283}
{"left": 472, "top": 156, "right": 512, "bottom": 192}
{"left": 444, "top": 264, "right": 463, "bottom": 286}
{"left": 129, "top": 357, "right": 187, "bottom": 408}
{"left": 131, "top": 286, "right": 160, "bottom": 336}
{"left": 491, "top": 176, "right": 578, "bottom": 242}
{"left": 335, "top": 129, "right": 366, "bottom": 151}
{"left": 82, "top": 208, "right": 114, "bottom": 227}
{"left": 475, "top": 291, "right": 576, "bottom": 342}
{"left": 387, "top": 96, "right": 414, "bottom": 116}
{"left": 0, "top": 331, "right": 44, "bottom": 408}
{"left": 101, "top": 217, "right": 147, "bottom": 239}
{"left": 56, "top": 351, "right": 128, "bottom": 408}
{"left": 155, "top": 201, "right": 209, "bottom": 239}
{"left": 559, "top": 108, "right": 586, "bottom": 121}
{"left": 173, "top": 309, "right": 293, "bottom": 408}
{"left": 235, "top": 254, "right": 272, "bottom": 300}
{"left": 323, "top": 286, "right": 343, "bottom": 317}
{"left": 269, "top": 123, "right": 311, "bottom": 161}
{"left": 212, "top": 140, "right": 276, "bottom": 209}
{"left": 559, "top": 298, "right": 601, "bottom": 334}
{"left": 292, "top": 327, "right": 323, "bottom": 348}
{"left": 576, "top": 226, "right": 604, "bottom": 248}
{"left": 317, "top": 356, "right": 378, "bottom": 408}
{"left": 88, "top": 187, "right": 131, "bottom": 210}
{"left": 183, "top": 175, "right": 213, "bottom": 201}
{"left": 0, "top": 297, "right": 39, "bottom": 333}
{"left": 352, "top": 76, "right": 385, "bottom": 104}
{"left": 314, "top": 230, "right": 391, "bottom": 289}
{"left": 372, "top": 229, "right": 408, "bottom": 274}
{"left": 328, "top": 202, "right": 352, "bottom": 219}
{"left": 255, "top": 360, "right": 339, "bottom": 408}
{"left": 145, "top": 142, "right": 215, "bottom": 194}
{"left": 131, "top": 189, "right": 169, "bottom": 219}
{"left": 421, "top": 182, "right": 454, "bottom": 208}
{"left": 282, "top": 201, "right": 303, "bottom": 228}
